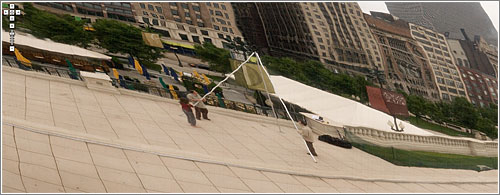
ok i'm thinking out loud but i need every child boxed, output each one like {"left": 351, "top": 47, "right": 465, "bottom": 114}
{"left": 180, "top": 97, "right": 196, "bottom": 126}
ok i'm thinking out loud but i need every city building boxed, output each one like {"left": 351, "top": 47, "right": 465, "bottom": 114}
{"left": 33, "top": 2, "right": 136, "bottom": 23}
{"left": 408, "top": 23, "right": 468, "bottom": 101}
{"left": 385, "top": 2, "right": 498, "bottom": 46}
{"left": 448, "top": 38, "right": 498, "bottom": 107}
{"left": 458, "top": 66, "right": 498, "bottom": 107}
{"left": 231, "top": 3, "right": 269, "bottom": 53}
{"left": 33, "top": 2, "right": 243, "bottom": 49}
{"left": 458, "top": 36, "right": 496, "bottom": 78}
{"left": 232, "top": 2, "right": 383, "bottom": 76}
{"left": 475, "top": 35, "right": 498, "bottom": 77}
{"left": 364, "top": 12, "right": 439, "bottom": 100}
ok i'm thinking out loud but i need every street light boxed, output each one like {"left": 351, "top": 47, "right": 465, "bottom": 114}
{"left": 170, "top": 46, "right": 183, "bottom": 67}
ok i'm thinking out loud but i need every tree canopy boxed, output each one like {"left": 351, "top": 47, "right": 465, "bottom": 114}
{"left": 194, "top": 42, "right": 232, "bottom": 73}
{"left": 405, "top": 94, "right": 498, "bottom": 138}
{"left": 19, "top": 3, "right": 93, "bottom": 47}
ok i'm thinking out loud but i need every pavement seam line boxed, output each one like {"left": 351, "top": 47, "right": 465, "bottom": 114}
{"left": 85, "top": 142, "right": 109, "bottom": 193}
{"left": 47, "top": 136, "right": 67, "bottom": 192}
{"left": 121, "top": 147, "right": 148, "bottom": 192}
{"left": 10, "top": 126, "right": 28, "bottom": 192}
{"left": 90, "top": 90, "right": 120, "bottom": 138}
{"left": 4, "top": 122, "right": 498, "bottom": 185}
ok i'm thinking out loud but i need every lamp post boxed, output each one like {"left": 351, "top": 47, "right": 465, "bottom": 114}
{"left": 170, "top": 47, "right": 183, "bottom": 67}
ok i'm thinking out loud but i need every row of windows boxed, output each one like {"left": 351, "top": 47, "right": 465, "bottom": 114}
{"left": 206, "top": 2, "right": 227, "bottom": 10}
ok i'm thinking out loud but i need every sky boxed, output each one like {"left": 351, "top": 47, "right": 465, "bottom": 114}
{"left": 358, "top": 1, "right": 499, "bottom": 32}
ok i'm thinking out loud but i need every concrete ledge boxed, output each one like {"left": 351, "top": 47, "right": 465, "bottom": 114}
{"left": 3, "top": 116, "right": 497, "bottom": 184}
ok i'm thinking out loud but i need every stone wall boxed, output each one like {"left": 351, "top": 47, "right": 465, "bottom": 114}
{"left": 304, "top": 115, "right": 498, "bottom": 157}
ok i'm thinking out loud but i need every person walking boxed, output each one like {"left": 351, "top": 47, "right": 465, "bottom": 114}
{"left": 299, "top": 120, "right": 317, "bottom": 156}
{"left": 187, "top": 90, "right": 210, "bottom": 120}
{"left": 179, "top": 97, "right": 196, "bottom": 127}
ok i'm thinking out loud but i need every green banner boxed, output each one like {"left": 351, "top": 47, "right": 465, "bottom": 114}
{"left": 229, "top": 59, "right": 275, "bottom": 93}
{"left": 2, "top": 3, "right": 8, "bottom": 8}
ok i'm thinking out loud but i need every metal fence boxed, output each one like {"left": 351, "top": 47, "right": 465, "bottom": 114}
{"left": 3, "top": 57, "right": 83, "bottom": 81}
{"left": 3, "top": 56, "right": 306, "bottom": 121}
{"left": 110, "top": 78, "right": 307, "bottom": 121}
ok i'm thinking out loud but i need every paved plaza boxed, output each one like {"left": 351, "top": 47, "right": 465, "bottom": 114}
{"left": 2, "top": 67, "right": 498, "bottom": 193}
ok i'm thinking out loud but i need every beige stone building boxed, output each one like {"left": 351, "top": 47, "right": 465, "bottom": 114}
{"left": 409, "top": 23, "right": 468, "bottom": 101}
{"left": 32, "top": 2, "right": 136, "bottom": 23}
{"left": 299, "top": 2, "right": 384, "bottom": 75}
{"left": 132, "top": 2, "right": 242, "bottom": 49}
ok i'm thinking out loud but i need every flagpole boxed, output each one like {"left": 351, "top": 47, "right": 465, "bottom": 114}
{"left": 193, "top": 52, "right": 256, "bottom": 107}
{"left": 254, "top": 53, "right": 283, "bottom": 133}
{"left": 255, "top": 52, "right": 317, "bottom": 163}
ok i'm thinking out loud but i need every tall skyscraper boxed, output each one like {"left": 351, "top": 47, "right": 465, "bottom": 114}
{"left": 386, "top": 2, "right": 498, "bottom": 46}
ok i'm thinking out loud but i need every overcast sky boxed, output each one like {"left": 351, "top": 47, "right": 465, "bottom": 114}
{"left": 358, "top": 1, "right": 499, "bottom": 32}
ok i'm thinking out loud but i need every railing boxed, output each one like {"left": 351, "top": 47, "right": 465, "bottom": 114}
{"left": 3, "top": 57, "right": 83, "bottom": 81}
{"left": 110, "top": 78, "right": 307, "bottom": 121}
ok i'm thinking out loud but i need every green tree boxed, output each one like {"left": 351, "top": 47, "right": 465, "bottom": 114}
{"left": 407, "top": 95, "right": 429, "bottom": 119}
{"left": 476, "top": 117, "right": 497, "bottom": 138}
{"left": 19, "top": 3, "right": 93, "bottom": 47}
{"left": 479, "top": 103, "right": 498, "bottom": 124}
{"left": 92, "top": 19, "right": 163, "bottom": 65}
{"left": 450, "top": 97, "right": 479, "bottom": 129}
{"left": 194, "top": 42, "right": 232, "bottom": 74}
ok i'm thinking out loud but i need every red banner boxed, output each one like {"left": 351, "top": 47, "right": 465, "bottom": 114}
{"left": 366, "top": 86, "right": 409, "bottom": 117}
{"left": 366, "top": 86, "right": 390, "bottom": 114}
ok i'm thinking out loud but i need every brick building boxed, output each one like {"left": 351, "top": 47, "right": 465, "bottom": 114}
{"left": 33, "top": 2, "right": 136, "bottom": 23}
{"left": 458, "top": 66, "right": 498, "bottom": 107}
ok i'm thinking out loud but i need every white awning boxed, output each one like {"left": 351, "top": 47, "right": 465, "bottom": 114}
{"left": 269, "top": 75, "right": 435, "bottom": 136}
{"left": 2, "top": 30, "right": 111, "bottom": 60}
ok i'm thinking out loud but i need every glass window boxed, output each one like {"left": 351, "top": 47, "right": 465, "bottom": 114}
{"left": 218, "top": 33, "right": 224, "bottom": 39}
{"left": 204, "top": 38, "right": 212, "bottom": 43}
{"left": 171, "top": 10, "right": 178, "bottom": 15}
{"left": 181, "top": 3, "right": 188, "bottom": 9}
{"left": 143, "top": 11, "right": 148, "bottom": 15}
{"left": 185, "top": 12, "right": 190, "bottom": 17}
{"left": 214, "top": 25, "right": 220, "bottom": 30}
{"left": 193, "top": 6, "right": 200, "bottom": 12}
{"left": 210, "top": 9, "right": 214, "bottom": 15}
{"left": 225, "top": 13, "right": 229, "bottom": 19}
{"left": 174, "top": 18, "right": 181, "bottom": 22}
{"left": 213, "top": 3, "right": 219, "bottom": 8}
{"left": 192, "top": 36, "right": 201, "bottom": 43}
{"left": 222, "top": 27, "right": 228, "bottom": 32}
{"left": 179, "top": 33, "right": 189, "bottom": 41}
{"left": 156, "top": 6, "right": 162, "bottom": 13}
{"left": 142, "top": 17, "right": 150, "bottom": 24}
{"left": 196, "top": 14, "right": 201, "bottom": 19}
{"left": 148, "top": 4, "right": 154, "bottom": 11}
{"left": 201, "top": 30, "right": 209, "bottom": 35}
{"left": 151, "top": 13, "right": 158, "bottom": 18}
{"left": 160, "top": 15, "right": 164, "bottom": 19}
{"left": 169, "top": 2, "right": 177, "bottom": 6}
{"left": 186, "top": 20, "right": 192, "bottom": 25}
{"left": 198, "top": 22, "right": 205, "bottom": 27}
{"left": 140, "top": 3, "right": 145, "bottom": 9}
{"left": 229, "top": 28, "right": 234, "bottom": 34}
{"left": 215, "top": 11, "right": 222, "bottom": 16}
{"left": 152, "top": 19, "right": 159, "bottom": 25}
{"left": 221, "top": 4, "right": 226, "bottom": 10}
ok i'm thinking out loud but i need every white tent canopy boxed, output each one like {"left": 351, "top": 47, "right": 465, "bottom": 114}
{"left": 269, "top": 75, "right": 435, "bottom": 136}
{"left": 2, "top": 30, "right": 111, "bottom": 60}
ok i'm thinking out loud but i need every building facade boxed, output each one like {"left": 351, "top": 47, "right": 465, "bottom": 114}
{"left": 458, "top": 66, "right": 498, "bottom": 107}
{"left": 301, "top": 2, "right": 384, "bottom": 76}
{"left": 364, "top": 12, "right": 439, "bottom": 100}
{"left": 475, "top": 36, "right": 498, "bottom": 78}
{"left": 408, "top": 23, "right": 468, "bottom": 101}
{"left": 232, "top": 2, "right": 383, "bottom": 77}
{"left": 33, "top": 2, "right": 136, "bottom": 23}
{"left": 231, "top": 3, "right": 269, "bottom": 53}
{"left": 131, "top": 2, "right": 242, "bottom": 49}
{"left": 33, "top": 2, "right": 243, "bottom": 49}
{"left": 386, "top": 2, "right": 498, "bottom": 46}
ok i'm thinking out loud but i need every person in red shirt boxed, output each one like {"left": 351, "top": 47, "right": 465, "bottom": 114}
{"left": 180, "top": 97, "right": 196, "bottom": 126}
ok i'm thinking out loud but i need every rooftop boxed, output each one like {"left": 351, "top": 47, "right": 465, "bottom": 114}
{"left": 2, "top": 66, "right": 498, "bottom": 193}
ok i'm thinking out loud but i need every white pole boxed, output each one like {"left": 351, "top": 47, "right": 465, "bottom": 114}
{"left": 193, "top": 52, "right": 256, "bottom": 107}
{"left": 255, "top": 53, "right": 283, "bottom": 133}
{"left": 255, "top": 53, "right": 317, "bottom": 163}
